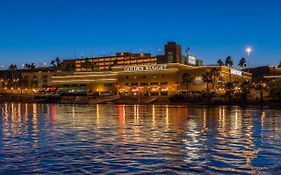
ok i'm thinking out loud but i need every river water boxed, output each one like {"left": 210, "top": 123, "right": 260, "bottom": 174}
{"left": 0, "top": 103, "right": 281, "bottom": 174}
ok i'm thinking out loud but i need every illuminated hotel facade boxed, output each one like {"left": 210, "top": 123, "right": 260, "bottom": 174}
{"left": 51, "top": 63, "right": 251, "bottom": 97}
{"left": 19, "top": 42, "right": 251, "bottom": 97}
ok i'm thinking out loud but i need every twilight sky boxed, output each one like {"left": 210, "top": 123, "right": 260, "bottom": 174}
{"left": 0, "top": 0, "right": 281, "bottom": 68}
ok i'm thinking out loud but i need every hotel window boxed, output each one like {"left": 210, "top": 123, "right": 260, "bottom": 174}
{"left": 160, "top": 82, "right": 168, "bottom": 85}
{"left": 126, "top": 76, "right": 129, "bottom": 79}
{"left": 150, "top": 82, "right": 159, "bottom": 86}
{"left": 150, "top": 92, "right": 159, "bottom": 96}
{"left": 104, "top": 83, "right": 113, "bottom": 87}
{"left": 140, "top": 82, "right": 149, "bottom": 86}
{"left": 42, "top": 75, "right": 48, "bottom": 84}
{"left": 131, "top": 83, "right": 138, "bottom": 86}
{"left": 143, "top": 75, "right": 146, "bottom": 79}
{"left": 125, "top": 83, "right": 129, "bottom": 86}
{"left": 153, "top": 75, "right": 157, "bottom": 79}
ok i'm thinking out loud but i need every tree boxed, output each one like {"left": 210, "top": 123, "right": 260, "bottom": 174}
{"left": 225, "top": 82, "right": 235, "bottom": 103}
{"left": 181, "top": 72, "right": 193, "bottom": 93}
{"left": 238, "top": 57, "right": 247, "bottom": 70}
{"left": 217, "top": 59, "right": 224, "bottom": 66}
{"left": 210, "top": 68, "right": 220, "bottom": 90}
{"left": 240, "top": 80, "right": 251, "bottom": 103}
{"left": 225, "top": 56, "right": 233, "bottom": 68}
{"left": 18, "top": 77, "right": 28, "bottom": 89}
{"left": 256, "top": 81, "right": 266, "bottom": 103}
{"left": 25, "top": 63, "right": 36, "bottom": 71}
{"left": 51, "top": 57, "right": 63, "bottom": 70}
{"left": 202, "top": 72, "right": 213, "bottom": 102}
{"left": 9, "top": 64, "right": 17, "bottom": 88}
{"left": 55, "top": 57, "right": 62, "bottom": 66}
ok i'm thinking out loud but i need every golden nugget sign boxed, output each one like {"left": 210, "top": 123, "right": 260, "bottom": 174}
{"left": 231, "top": 69, "right": 242, "bottom": 76}
{"left": 124, "top": 64, "right": 167, "bottom": 71}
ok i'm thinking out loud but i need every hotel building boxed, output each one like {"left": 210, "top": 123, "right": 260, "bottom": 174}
{"left": 19, "top": 42, "right": 251, "bottom": 97}
{"left": 51, "top": 63, "right": 250, "bottom": 97}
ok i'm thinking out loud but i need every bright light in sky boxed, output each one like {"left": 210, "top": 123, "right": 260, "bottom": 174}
{"left": 246, "top": 47, "right": 252, "bottom": 56}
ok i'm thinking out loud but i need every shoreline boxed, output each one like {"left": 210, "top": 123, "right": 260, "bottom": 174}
{"left": 1, "top": 94, "right": 281, "bottom": 108}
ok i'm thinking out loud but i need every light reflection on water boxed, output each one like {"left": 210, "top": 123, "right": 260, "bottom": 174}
{"left": 1, "top": 103, "right": 281, "bottom": 174}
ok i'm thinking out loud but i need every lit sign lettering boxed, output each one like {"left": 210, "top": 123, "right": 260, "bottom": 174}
{"left": 231, "top": 69, "right": 242, "bottom": 76}
{"left": 124, "top": 64, "right": 167, "bottom": 72}
{"left": 188, "top": 55, "right": 196, "bottom": 65}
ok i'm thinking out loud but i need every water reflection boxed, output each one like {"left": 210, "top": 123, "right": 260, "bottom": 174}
{"left": 0, "top": 103, "right": 281, "bottom": 174}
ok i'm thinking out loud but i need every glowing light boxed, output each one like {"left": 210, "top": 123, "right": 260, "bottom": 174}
{"left": 246, "top": 47, "right": 252, "bottom": 56}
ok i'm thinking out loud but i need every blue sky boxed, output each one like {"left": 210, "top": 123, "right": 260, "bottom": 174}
{"left": 0, "top": 0, "right": 281, "bottom": 68}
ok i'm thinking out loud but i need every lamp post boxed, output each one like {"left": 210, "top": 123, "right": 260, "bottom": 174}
{"left": 246, "top": 47, "right": 252, "bottom": 72}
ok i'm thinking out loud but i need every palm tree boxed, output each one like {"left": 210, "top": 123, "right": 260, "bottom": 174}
{"left": 202, "top": 72, "right": 212, "bottom": 102}
{"left": 225, "top": 56, "right": 233, "bottom": 68}
{"left": 55, "top": 57, "right": 62, "bottom": 66}
{"left": 51, "top": 57, "right": 63, "bottom": 70}
{"left": 18, "top": 77, "right": 28, "bottom": 89}
{"left": 240, "top": 80, "right": 251, "bottom": 102}
{"left": 25, "top": 63, "right": 36, "bottom": 71}
{"left": 181, "top": 72, "right": 193, "bottom": 93}
{"left": 9, "top": 64, "right": 17, "bottom": 88}
{"left": 238, "top": 57, "right": 247, "bottom": 70}
{"left": 50, "top": 60, "right": 56, "bottom": 67}
{"left": 225, "top": 82, "right": 235, "bottom": 103}
{"left": 217, "top": 59, "right": 224, "bottom": 66}
{"left": 256, "top": 81, "right": 266, "bottom": 103}
{"left": 210, "top": 68, "right": 220, "bottom": 90}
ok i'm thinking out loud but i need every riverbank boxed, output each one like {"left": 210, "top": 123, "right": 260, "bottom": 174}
{"left": 1, "top": 93, "right": 281, "bottom": 107}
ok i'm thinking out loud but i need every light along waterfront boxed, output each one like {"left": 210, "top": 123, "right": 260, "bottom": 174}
{"left": 1, "top": 103, "right": 281, "bottom": 174}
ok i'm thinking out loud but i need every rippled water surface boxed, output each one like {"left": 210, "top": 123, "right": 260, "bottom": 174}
{"left": 1, "top": 103, "right": 281, "bottom": 174}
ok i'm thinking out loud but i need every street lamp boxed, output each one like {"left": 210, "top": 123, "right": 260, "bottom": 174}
{"left": 246, "top": 47, "right": 252, "bottom": 72}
